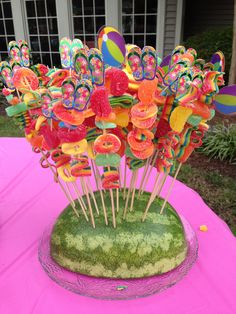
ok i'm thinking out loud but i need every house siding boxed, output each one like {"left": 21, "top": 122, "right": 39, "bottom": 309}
{"left": 163, "top": 0, "right": 178, "bottom": 57}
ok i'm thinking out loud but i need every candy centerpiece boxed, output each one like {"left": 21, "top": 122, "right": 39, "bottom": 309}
{"left": 0, "top": 27, "right": 225, "bottom": 294}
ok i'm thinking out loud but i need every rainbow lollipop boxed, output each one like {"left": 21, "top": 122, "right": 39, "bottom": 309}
{"left": 98, "top": 26, "right": 126, "bottom": 67}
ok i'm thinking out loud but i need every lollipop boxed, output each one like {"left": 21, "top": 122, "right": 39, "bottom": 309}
{"left": 98, "top": 26, "right": 126, "bottom": 67}
{"left": 214, "top": 85, "right": 236, "bottom": 116}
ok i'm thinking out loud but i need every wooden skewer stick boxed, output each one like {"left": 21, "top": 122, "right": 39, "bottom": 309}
{"left": 116, "top": 188, "right": 119, "bottom": 213}
{"left": 140, "top": 151, "right": 159, "bottom": 195}
{"left": 130, "top": 170, "right": 138, "bottom": 211}
{"left": 100, "top": 189, "right": 108, "bottom": 225}
{"left": 71, "top": 182, "right": 89, "bottom": 221}
{"left": 81, "top": 178, "right": 95, "bottom": 228}
{"left": 91, "top": 159, "right": 100, "bottom": 191}
{"left": 109, "top": 189, "right": 116, "bottom": 228}
{"left": 39, "top": 149, "right": 80, "bottom": 219}
{"left": 123, "top": 171, "right": 135, "bottom": 219}
{"left": 73, "top": 181, "right": 87, "bottom": 209}
{"left": 64, "top": 182, "right": 76, "bottom": 207}
{"left": 141, "top": 172, "right": 161, "bottom": 222}
{"left": 90, "top": 159, "right": 108, "bottom": 224}
{"left": 86, "top": 178, "right": 100, "bottom": 216}
{"left": 138, "top": 157, "right": 151, "bottom": 196}
{"left": 160, "top": 163, "right": 182, "bottom": 215}
{"left": 123, "top": 158, "right": 127, "bottom": 200}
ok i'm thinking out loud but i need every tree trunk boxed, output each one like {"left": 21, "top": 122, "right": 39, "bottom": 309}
{"left": 229, "top": 0, "right": 236, "bottom": 85}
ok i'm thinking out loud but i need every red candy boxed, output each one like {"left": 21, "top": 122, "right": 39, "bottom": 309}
{"left": 57, "top": 124, "right": 86, "bottom": 143}
{"left": 105, "top": 68, "right": 129, "bottom": 96}
{"left": 90, "top": 88, "right": 112, "bottom": 118}
{"left": 39, "top": 125, "right": 60, "bottom": 149}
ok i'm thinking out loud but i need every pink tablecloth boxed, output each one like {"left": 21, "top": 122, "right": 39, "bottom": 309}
{"left": 0, "top": 138, "right": 236, "bottom": 314}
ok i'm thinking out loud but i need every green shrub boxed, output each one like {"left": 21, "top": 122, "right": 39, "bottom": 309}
{"left": 199, "top": 123, "right": 236, "bottom": 164}
{"left": 183, "top": 27, "right": 232, "bottom": 84}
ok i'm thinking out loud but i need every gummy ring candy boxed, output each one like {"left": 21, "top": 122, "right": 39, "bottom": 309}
{"left": 102, "top": 167, "right": 119, "bottom": 189}
{"left": 57, "top": 164, "right": 76, "bottom": 182}
{"left": 131, "top": 144, "right": 154, "bottom": 160}
{"left": 13, "top": 67, "right": 39, "bottom": 91}
{"left": 138, "top": 79, "right": 157, "bottom": 104}
{"left": 94, "top": 134, "right": 121, "bottom": 154}
{"left": 131, "top": 115, "right": 156, "bottom": 129}
{"left": 127, "top": 130, "right": 153, "bottom": 151}
{"left": 61, "top": 139, "right": 88, "bottom": 155}
{"left": 51, "top": 149, "right": 71, "bottom": 168}
{"left": 131, "top": 102, "right": 157, "bottom": 120}
{"left": 70, "top": 156, "right": 89, "bottom": 177}
{"left": 53, "top": 102, "right": 84, "bottom": 125}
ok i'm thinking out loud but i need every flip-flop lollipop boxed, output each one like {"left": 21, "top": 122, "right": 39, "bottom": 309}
{"left": 88, "top": 48, "right": 104, "bottom": 86}
{"left": 0, "top": 61, "right": 15, "bottom": 90}
{"left": 74, "top": 48, "right": 91, "bottom": 80}
{"left": 141, "top": 46, "right": 157, "bottom": 80}
{"left": 127, "top": 46, "right": 143, "bottom": 81}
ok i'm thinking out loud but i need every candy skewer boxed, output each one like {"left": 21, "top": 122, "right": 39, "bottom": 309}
{"left": 39, "top": 149, "right": 80, "bottom": 219}
{"left": 160, "top": 163, "right": 182, "bottom": 214}
{"left": 82, "top": 178, "right": 95, "bottom": 228}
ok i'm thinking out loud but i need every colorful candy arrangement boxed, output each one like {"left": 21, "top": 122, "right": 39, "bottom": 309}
{"left": 0, "top": 26, "right": 226, "bottom": 228}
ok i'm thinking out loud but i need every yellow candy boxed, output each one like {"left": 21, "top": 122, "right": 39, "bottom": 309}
{"left": 35, "top": 115, "right": 46, "bottom": 131}
{"left": 57, "top": 164, "right": 76, "bottom": 182}
{"left": 113, "top": 108, "right": 129, "bottom": 127}
{"left": 199, "top": 225, "right": 208, "bottom": 232}
{"left": 170, "top": 106, "right": 192, "bottom": 133}
{"left": 61, "top": 139, "right": 88, "bottom": 155}
{"left": 87, "top": 143, "right": 96, "bottom": 160}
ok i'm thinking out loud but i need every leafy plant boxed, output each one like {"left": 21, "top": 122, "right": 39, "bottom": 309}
{"left": 183, "top": 27, "right": 233, "bottom": 84}
{"left": 199, "top": 123, "right": 236, "bottom": 164}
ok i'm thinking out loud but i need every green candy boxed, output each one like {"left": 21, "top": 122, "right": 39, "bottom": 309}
{"left": 95, "top": 153, "right": 121, "bottom": 167}
{"left": 187, "top": 114, "right": 202, "bottom": 126}
{"left": 95, "top": 121, "right": 117, "bottom": 129}
{"left": 5, "top": 102, "right": 27, "bottom": 117}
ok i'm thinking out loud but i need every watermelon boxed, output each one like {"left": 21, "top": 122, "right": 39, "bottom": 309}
{"left": 50, "top": 190, "right": 187, "bottom": 279}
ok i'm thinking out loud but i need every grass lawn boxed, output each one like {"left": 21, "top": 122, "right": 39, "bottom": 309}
{"left": 0, "top": 115, "right": 24, "bottom": 137}
{"left": 0, "top": 115, "right": 235, "bottom": 235}
{"left": 178, "top": 164, "right": 236, "bottom": 235}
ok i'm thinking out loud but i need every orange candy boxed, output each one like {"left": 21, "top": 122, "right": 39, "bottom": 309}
{"left": 138, "top": 78, "right": 158, "bottom": 104}
{"left": 53, "top": 102, "right": 84, "bottom": 125}
{"left": 94, "top": 134, "right": 121, "bottom": 154}
{"left": 13, "top": 68, "right": 39, "bottom": 91}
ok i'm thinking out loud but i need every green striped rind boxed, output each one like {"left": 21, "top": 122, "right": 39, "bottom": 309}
{"left": 50, "top": 190, "right": 187, "bottom": 279}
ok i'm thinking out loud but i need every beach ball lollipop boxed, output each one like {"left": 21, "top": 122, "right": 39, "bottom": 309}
{"left": 214, "top": 85, "right": 236, "bottom": 116}
{"left": 98, "top": 26, "right": 126, "bottom": 67}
